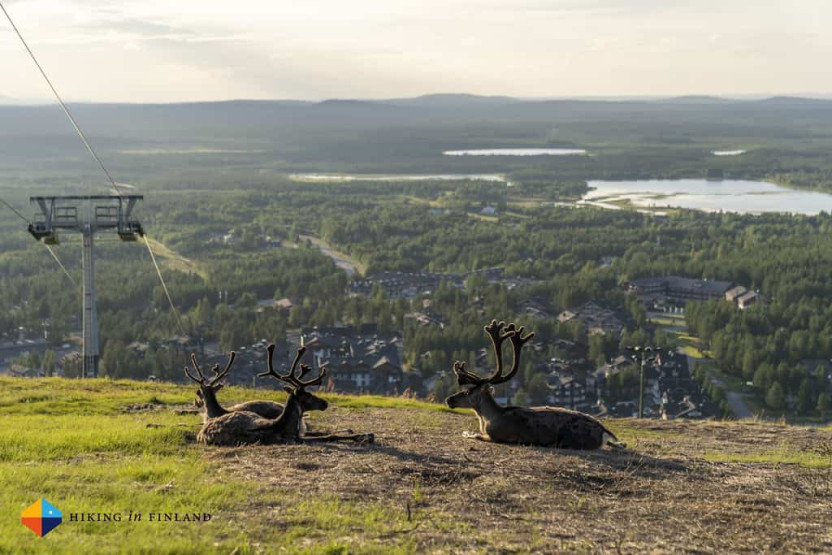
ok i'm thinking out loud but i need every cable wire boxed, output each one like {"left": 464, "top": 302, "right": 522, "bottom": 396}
{"left": 2, "top": 2, "right": 189, "bottom": 338}
{"left": 0, "top": 195, "right": 78, "bottom": 286}
{"left": 0, "top": 0, "right": 124, "bottom": 198}
{"left": 44, "top": 243, "right": 78, "bottom": 287}
{"left": 143, "top": 236, "right": 188, "bottom": 336}
{"left": 0, "top": 196, "right": 28, "bottom": 222}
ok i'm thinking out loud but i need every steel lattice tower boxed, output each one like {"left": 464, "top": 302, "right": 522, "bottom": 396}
{"left": 28, "top": 195, "right": 144, "bottom": 378}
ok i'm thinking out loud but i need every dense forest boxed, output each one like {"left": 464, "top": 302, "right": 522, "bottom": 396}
{"left": 1, "top": 172, "right": 830, "bottom": 417}
{"left": 1, "top": 96, "right": 831, "bottom": 417}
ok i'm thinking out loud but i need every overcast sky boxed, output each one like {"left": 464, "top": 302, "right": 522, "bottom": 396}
{"left": 1, "top": 0, "right": 830, "bottom": 103}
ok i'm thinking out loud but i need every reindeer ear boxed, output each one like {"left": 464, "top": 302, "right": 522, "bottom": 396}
{"left": 488, "top": 385, "right": 496, "bottom": 395}
{"left": 283, "top": 386, "right": 294, "bottom": 395}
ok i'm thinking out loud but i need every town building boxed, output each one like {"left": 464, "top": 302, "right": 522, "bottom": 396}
{"left": 349, "top": 268, "right": 521, "bottom": 299}
{"left": 625, "top": 276, "right": 735, "bottom": 303}
{"left": 558, "top": 301, "right": 630, "bottom": 336}
{"left": 724, "top": 286, "right": 747, "bottom": 303}
{"left": 545, "top": 373, "right": 597, "bottom": 411}
{"left": 737, "top": 291, "right": 759, "bottom": 310}
{"left": 301, "top": 324, "right": 404, "bottom": 395}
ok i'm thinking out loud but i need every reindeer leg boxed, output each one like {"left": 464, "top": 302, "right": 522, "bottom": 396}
{"left": 304, "top": 429, "right": 355, "bottom": 437}
{"left": 305, "top": 433, "right": 374, "bottom": 444}
{"left": 462, "top": 431, "right": 490, "bottom": 441}
{"left": 606, "top": 439, "right": 627, "bottom": 450}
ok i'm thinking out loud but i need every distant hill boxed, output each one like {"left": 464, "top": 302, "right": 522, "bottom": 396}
{"left": 660, "top": 95, "right": 736, "bottom": 104}
{"left": 757, "top": 95, "right": 832, "bottom": 105}
{"left": 4, "top": 94, "right": 832, "bottom": 168}
{"left": 385, "top": 93, "right": 517, "bottom": 107}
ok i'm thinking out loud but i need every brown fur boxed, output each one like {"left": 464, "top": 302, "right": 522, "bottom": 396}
{"left": 197, "top": 344, "right": 374, "bottom": 446}
{"left": 195, "top": 390, "right": 285, "bottom": 422}
{"left": 226, "top": 400, "right": 284, "bottom": 420}
{"left": 447, "top": 385, "right": 618, "bottom": 450}
{"left": 198, "top": 391, "right": 308, "bottom": 446}
{"left": 445, "top": 320, "right": 621, "bottom": 450}
{"left": 196, "top": 410, "right": 275, "bottom": 446}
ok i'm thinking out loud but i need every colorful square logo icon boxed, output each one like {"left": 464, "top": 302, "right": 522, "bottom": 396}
{"left": 21, "top": 498, "right": 62, "bottom": 537}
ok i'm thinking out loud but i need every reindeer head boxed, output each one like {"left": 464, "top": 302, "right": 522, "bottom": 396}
{"left": 185, "top": 351, "right": 235, "bottom": 411}
{"left": 259, "top": 343, "right": 328, "bottom": 412}
{"left": 193, "top": 386, "right": 223, "bottom": 410}
{"left": 445, "top": 320, "right": 534, "bottom": 409}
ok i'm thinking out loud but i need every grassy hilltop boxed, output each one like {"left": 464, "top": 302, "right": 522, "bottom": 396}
{"left": 1, "top": 378, "right": 831, "bottom": 554}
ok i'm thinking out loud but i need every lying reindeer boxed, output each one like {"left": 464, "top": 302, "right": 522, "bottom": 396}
{"left": 187, "top": 351, "right": 285, "bottom": 421}
{"left": 196, "top": 345, "right": 372, "bottom": 446}
{"left": 445, "top": 320, "right": 623, "bottom": 450}
{"left": 187, "top": 347, "right": 344, "bottom": 437}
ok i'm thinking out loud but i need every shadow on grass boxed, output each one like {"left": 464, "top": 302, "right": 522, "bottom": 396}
{"left": 307, "top": 434, "right": 691, "bottom": 483}
{"left": 311, "top": 438, "right": 464, "bottom": 466}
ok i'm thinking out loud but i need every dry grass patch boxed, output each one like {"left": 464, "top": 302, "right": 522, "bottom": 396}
{"left": 208, "top": 409, "right": 832, "bottom": 553}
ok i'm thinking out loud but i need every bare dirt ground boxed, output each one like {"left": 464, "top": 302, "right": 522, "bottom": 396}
{"left": 207, "top": 408, "right": 832, "bottom": 553}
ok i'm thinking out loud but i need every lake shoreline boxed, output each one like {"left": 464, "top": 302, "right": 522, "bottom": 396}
{"left": 582, "top": 178, "right": 832, "bottom": 215}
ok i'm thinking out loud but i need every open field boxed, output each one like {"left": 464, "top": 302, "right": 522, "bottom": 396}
{"left": 2, "top": 378, "right": 831, "bottom": 553}
{"left": 143, "top": 236, "right": 208, "bottom": 280}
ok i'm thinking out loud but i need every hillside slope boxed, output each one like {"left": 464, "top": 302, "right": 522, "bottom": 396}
{"left": 1, "top": 378, "right": 830, "bottom": 553}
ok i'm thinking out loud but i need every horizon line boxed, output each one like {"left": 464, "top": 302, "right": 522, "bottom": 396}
{"left": 4, "top": 92, "right": 832, "bottom": 108}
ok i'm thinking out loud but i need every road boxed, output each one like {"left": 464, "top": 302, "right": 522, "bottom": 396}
{"left": 298, "top": 234, "right": 365, "bottom": 276}
{"left": 708, "top": 372, "right": 755, "bottom": 419}
{"left": 680, "top": 349, "right": 755, "bottom": 419}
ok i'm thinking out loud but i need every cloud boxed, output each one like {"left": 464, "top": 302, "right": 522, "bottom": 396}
{"left": 1, "top": 0, "right": 831, "bottom": 102}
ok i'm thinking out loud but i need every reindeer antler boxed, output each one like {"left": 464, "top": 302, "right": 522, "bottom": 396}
{"left": 258, "top": 343, "right": 293, "bottom": 381}
{"left": 184, "top": 352, "right": 207, "bottom": 384}
{"left": 450, "top": 320, "right": 535, "bottom": 387}
{"left": 184, "top": 351, "right": 236, "bottom": 387}
{"left": 451, "top": 361, "right": 484, "bottom": 386}
{"left": 259, "top": 344, "right": 327, "bottom": 390}
{"left": 484, "top": 320, "right": 515, "bottom": 383}
{"left": 489, "top": 324, "right": 534, "bottom": 385}
{"left": 209, "top": 352, "right": 236, "bottom": 386}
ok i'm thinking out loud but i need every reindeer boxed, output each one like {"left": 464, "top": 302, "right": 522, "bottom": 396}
{"left": 188, "top": 347, "right": 320, "bottom": 424}
{"left": 445, "top": 320, "right": 623, "bottom": 450}
{"left": 251, "top": 343, "right": 372, "bottom": 443}
{"left": 184, "top": 351, "right": 284, "bottom": 421}
{"left": 196, "top": 345, "right": 372, "bottom": 446}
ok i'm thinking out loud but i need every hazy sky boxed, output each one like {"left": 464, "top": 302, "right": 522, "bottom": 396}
{"left": 1, "top": 0, "right": 830, "bottom": 103}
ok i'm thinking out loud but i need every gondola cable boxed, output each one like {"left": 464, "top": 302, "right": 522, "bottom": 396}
{"left": 0, "top": 196, "right": 78, "bottom": 286}
{"left": 1, "top": 0, "right": 187, "bottom": 335}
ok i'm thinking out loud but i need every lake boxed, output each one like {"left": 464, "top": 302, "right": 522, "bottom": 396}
{"left": 290, "top": 173, "right": 508, "bottom": 183}
{"left": 443, "top": 148, "right": 587, "bottom": 156}
{"left": 583, "top": 179, "right": 832, "bottom": 215}
{"left": 712, "top": 150, "right": 746, "bottom": 156}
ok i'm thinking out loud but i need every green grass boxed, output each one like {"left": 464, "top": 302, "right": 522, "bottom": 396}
{"left": 2, "top": 377, "right": 829, "bottom": 553}
{"left": 647, "top": 315, "right": 686, "bottom": 327}
{"left": 0, "top": 378, "right": 466, "bottom": 553}
{"left": 667, "top": 333, "right": 712, "bottom": 360}
{"left": 0, "top": 403, "right": 253, "bottom": 553}
{"left": 0, "top": 414, "right": 191, "bottom": 462}
{"left": 0, "top": 378, "right": 456, "bottom": 416}
{"left": 0, "top": 378, "right": 193, "bottom": 416}
{"left": 704, "top": 450, "right": 832, "bottom": 468}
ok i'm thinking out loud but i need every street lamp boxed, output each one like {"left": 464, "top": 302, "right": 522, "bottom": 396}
{"left": 626, "top": 345, "right": 662, "bottom": 418}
